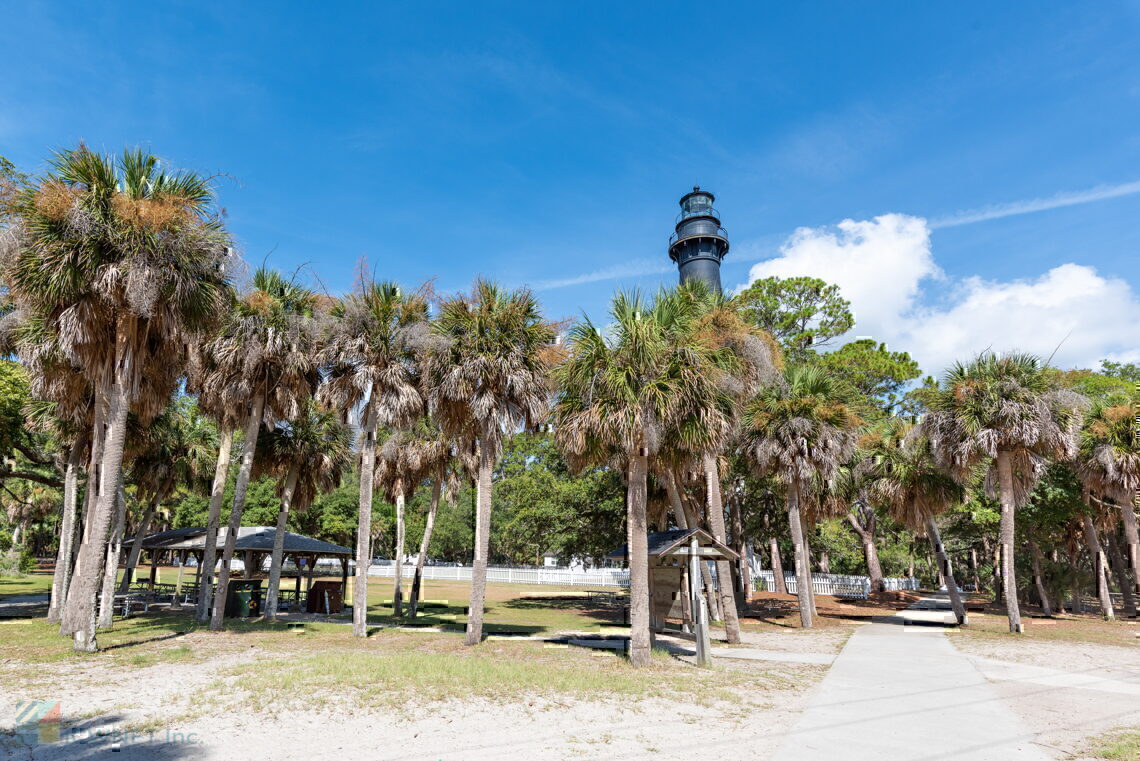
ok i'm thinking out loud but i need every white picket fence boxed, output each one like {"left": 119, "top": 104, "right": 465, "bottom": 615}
{"left": 368, "top": 561, "right": 918, "bottom": 599}
{"left": 368, "top": 563, "right": 630, "bottom": 588}
{"left": 753, "top": 569, "right": 919, "bottom": 599}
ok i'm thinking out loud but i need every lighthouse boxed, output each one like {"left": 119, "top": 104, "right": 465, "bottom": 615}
{"left": 667, "top": 186, "right": 729, "bottom": 293}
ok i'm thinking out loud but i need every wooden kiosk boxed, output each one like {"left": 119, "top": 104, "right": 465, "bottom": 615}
{"left": 608, "top": 528, "right": 737, "bottom": 666}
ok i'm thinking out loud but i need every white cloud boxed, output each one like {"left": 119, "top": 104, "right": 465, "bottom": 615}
{"left": 740, "top": 216, "right": 1140, "bottom": 374}
{"left": 743, "top": 214, "right": 940, "bottom": 348}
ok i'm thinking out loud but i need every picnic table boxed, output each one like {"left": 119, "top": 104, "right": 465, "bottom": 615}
{"left": 585, "top": 589, "right": 621, "bottom": 606}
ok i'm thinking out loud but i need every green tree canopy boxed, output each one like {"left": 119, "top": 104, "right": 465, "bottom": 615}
{"left": 732, "top": 275, "right": 853, "bottom": 359}
{"left": 819, "top": 339, "right": 921, "bottom": 416}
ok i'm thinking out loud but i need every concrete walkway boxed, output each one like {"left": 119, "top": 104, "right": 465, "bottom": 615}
{"left": 771, "top": 594, "right": 1051, "bottom": 761}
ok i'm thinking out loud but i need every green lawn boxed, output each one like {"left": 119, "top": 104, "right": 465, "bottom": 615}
{"left": 1090, "top": 727, "right": 1140, "bottom": 760}
{"left": 0, "top": 570, "right": 53, "bottom": 597}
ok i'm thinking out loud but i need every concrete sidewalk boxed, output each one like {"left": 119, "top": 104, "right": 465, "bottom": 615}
{"left": 771, "top": 594, "right": 1051, "bottom": 761}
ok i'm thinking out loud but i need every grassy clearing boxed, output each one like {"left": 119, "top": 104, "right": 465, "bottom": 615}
{"left": 1089, "top": 727, "right": 1140, "bottom": 760}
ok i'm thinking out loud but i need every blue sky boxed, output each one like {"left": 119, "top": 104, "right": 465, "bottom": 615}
{"left": 3, "top": 2, "right": 1138, "bottom": 372}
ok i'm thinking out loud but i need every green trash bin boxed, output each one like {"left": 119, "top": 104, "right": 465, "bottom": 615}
{"left": 225, "top": 580, "right": 263, "bottom": 618}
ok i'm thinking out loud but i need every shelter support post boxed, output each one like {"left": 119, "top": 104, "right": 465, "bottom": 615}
{"left": 690, "top": 536, "right": 711, "bottom": 666}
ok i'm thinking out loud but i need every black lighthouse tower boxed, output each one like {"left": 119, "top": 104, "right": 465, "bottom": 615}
{"left": 668, "top": 186, "right": 729, "bottom": 293}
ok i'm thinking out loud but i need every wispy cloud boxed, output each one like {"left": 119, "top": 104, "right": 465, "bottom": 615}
{"left": 532, "top": 259, "right": 675, "bottom": 291}
{"left": 930, "top": 180, "right": 1140, "bottom": 228}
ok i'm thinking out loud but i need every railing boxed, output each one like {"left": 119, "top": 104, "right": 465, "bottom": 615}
{"left": 669, "top": 224, "right": 728, "bottom": 247}
{"left": 368, "top": 563, "right": 630, "bottom": 588}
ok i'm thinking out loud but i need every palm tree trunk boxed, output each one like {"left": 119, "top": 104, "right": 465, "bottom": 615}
{"left": 464, "top": 442, "right": 495, "bottom": 646}
{"left": 787, "top": 484, "right": 813, "bottom": 628}
{"left": 927, "top": 518, "right": 967, "bottom": 625}
{"left": 1104, "top": 531, "right": 1136, "bottom": 618}
{"left": 119, "top": 500, "right": 158, "bottom": 593}
{"left": 729, "top": 496, "right": 752, "bottom": 601}
{"left": 1082, "top": 514, "right": 1116, "bottom": 621}
{"left": 265, "top": 464, "right": 300, "bottom": 621}
{"left": 353, "top": 409, "right": 377, "bottom": 638}
{"left": 800, "top": 510, "right": 817, "bottom": 618}
{"left": 1028, "top": 540, "right": 1054, "bottom": 617}
{"left": 60, "top": 323, "right": 136, "bottom": 651}
{"left": 626, "top": 449, "right": 652, "bottom": 666}
{"left": 969, "top": 547, "right": 981, "bottom": 592}
{"left": 210, "top": 392, "right": 266, "bottom": 632}
{"left": 47, "top": 442, "right": 84, "bottom": 623}
{"left": 409, "top": 478, "right": 442, "bottom": 618}
{"left": 702, "top": 455, "right": 740, "bottom": 644}
{"left": 1120, "top": 500, "right": 1140, "bottom": 601}
{"left": 197, "top": 427, "right": 234, "bottom": 623}
{"left": 392, "top": 481, "right": 406, "bottom": 618}
{"left": 769, "top": 536, "right": 788, "bottom": 594}
{"left": 994, "top": 451, "right": 1024, "bottom": 633}
{"left": 97, "top": 486, "right": 128, "bottom": 630}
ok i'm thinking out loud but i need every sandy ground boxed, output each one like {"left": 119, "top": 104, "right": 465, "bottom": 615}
{"left": 949, "top": 629, "right": 1140, "bottom": 759}
{"left": 0, "top": 630, "right": 825, "bottom": 761}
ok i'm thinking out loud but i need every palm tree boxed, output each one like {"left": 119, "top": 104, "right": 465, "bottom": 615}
{"left": 3, "top": 146, "right": 231, "bottom": 650}
{"left": 861, "top": 419, "right": 969, "bottom": 624}
{"left": 203, "top": 268, "right": 320, "bottom": 631}
{"left": 1076, "top": 397, "right": 1140, "bottom": 603}
{"left": 555, "top": 289, "right": 741, "bottom": 663}
{"left": 921, "top": 352, "right": 1085, "bottom": 633}
{"left": 319, "top": 279, "right": 429, "bottom": 637}
{"left": 741, "top": 364, "right": 860, "bottom": 628}
{"left": 428, "top": 280, "right": 555, "bottom": 647}
{"left": 254, "top": 401, "right": 352, "bottom": 619}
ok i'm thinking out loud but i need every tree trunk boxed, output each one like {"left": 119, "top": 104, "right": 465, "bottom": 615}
{"left": 265, "top": 464, "right": 300, "bottom": 621}
{"left": 1082, "top": 514, "right": 1115, "bottom": 621}
{"left": 1120, "top": 501, "right": 1140, "bottom": 601}
{"left": 210, "top": 393, "right": 266, "bottom": 632}
{"left": 353, "top": 410, "right": 377, "bottom": 638}
{"left": 728, "top": 495, "right": 752, "bottom": 601}
{"left": 59, "top": 323, "right": 135, "bottom": 651}
{"left": 1104, "top": 531, "right": 1136, "bottom": 618}
{"left": 197, "top": 427, "right": 234, "bottom": 623}
{"left": 119, "top": 501, "right": 158, "bottom": 593}
{"left": 800, "top": 510, "right": 817, "bottom": 619}
{"left": 786, "top": 484, "right": 813, "bottom": 628}
{"left": 47, "top": 442, "right": 84, "bottom": 623}
{"left": 994, "top": 451, "right": 1023, "bottom": 633}
{"left": 1028, "top": 540, "right": 1053, "bottom": 617}
{"left": 928, "top": 518, "right": 967, "bottom": 625}
{"left": 626, "top": 449, "right": 652, "bottom": 666}
{"left": 847, "top": 507, "right": 885, "bottom": 594}
{"left": 818, "top": 551, "right": 831, "bottom": 574}
{"left": 392, "top": 482, "right": 406, "bottom": 618}
{"left": 769, "top": 536, "right": 788, "bottom": 594}
{"left": 97, "top": 486, "right": 129, "bottom": 630}
{"left": 1068, "top": 547, "right": 1084, "bottom": 614}
{"left": 464, "top": 442, "right": 495, "bottom": 646}
{"left": 969, "top": 547, "right": 981, "bottom": 592}
{"left": 702, "top": 455, "right": 740, "bottom": 644}
{"left": 409, "top": 478, "right": 442, "bottom": 618}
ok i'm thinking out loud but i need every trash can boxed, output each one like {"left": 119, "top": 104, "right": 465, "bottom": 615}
{"left": 225, "top": 580, "right": 263, "bottom": 618}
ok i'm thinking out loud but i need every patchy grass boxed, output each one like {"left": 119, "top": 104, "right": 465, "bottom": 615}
{"left": 951, "top": 610, "right": 1140, "bottom": 648}
{"left": 213, "top": 632, "right": 813, "bottom": 712}
{"left": 1089, "top": 727, "right": 1140, "bottom": 760}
